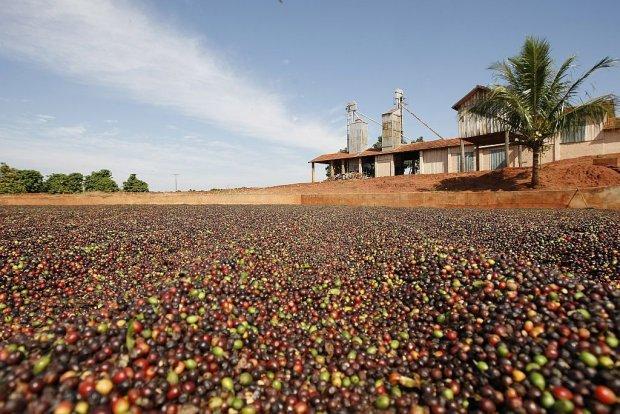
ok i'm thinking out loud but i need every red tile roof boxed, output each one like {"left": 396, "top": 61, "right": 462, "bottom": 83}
{"left": 310, "top": 148, "right": 381, "bottom": 163}
{"left": 309, "top": 138, "right": 473, "bottom": 163}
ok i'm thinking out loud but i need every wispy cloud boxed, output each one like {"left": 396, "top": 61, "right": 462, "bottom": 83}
{"left": 0, "top": 115, "right": 314, "bottom": 190}
{"left": 0, "top": 0, "right": 339, "bottom": 152}
{"left": 36, "top": 114, "right": 56, "bottom": 123}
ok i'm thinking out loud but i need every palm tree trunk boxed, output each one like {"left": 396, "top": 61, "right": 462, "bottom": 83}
{"left": 531, "top": 146, "right": 541, "bottom": 188}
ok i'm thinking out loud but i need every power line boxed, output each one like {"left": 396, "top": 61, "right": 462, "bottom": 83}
{"left": 357, "top": 111, "right": 413, "bottom": 142}
{"left": 356, "top": 111, "right": 382, "bottom": 127}
{"left": 356, "top": 92, "right": 443, "bottom": 142}
{"left": 402, "top": 105, "right": 444, "bottom": 140}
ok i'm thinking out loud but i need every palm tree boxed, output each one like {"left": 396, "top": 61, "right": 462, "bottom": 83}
{"left": 466, "top": 37, "right": 616, "bottom": 187}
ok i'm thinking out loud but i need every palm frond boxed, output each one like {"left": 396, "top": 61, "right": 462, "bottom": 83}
{"left": 519, "top": 37, "right": 553, "bottom": 113}
{"left": 467, "top": 86, "right": 533, "bottom": 132}
{"left": 550, "top": 56, "right": 617, "bottom": 115}
{"left": 548, "top": 55, "right": 576, "bottom": 95}
{"left": 489, "top": 61, "right": 519, "bottom": 89}
{"left": 555, "top": 94, "right": 617, "bottom": 131}
{"left": 541, "top": 55, "right": 576, "bottom": 116}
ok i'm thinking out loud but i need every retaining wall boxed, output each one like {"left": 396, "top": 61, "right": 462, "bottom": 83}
{"left": 0, "top": 186, "right": 618, "bottom": 210}
{"left": 0, "top": 192, "right": 302, "bottom": 206}
{"left": 301, "top": 187, "right": 620, "bottom": 210}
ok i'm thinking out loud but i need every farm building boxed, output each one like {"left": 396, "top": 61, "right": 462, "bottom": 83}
{"left": 309, "top": 86, "right": 620, "bottom": 182}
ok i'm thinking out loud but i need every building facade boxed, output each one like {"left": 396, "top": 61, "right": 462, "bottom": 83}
{"left": 309, "top": 86, "right": 620, "bottom": 182}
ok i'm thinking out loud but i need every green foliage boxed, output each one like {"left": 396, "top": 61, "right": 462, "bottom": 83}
{"left": 123, "top": 174, "right": 149, "bottom": 192}
{"left": 84, "top": 169, "right": 119, "bottom": 192}
{"left": 372, "top": 136, "right": 382, "bottom": 150}
{"left": 0, "top": 163, "right": 26, "bottom": 194}
{"left": 44, "top": 173, "right": 84, "bottom": 194}
{"left": 18, "top": 170, "right": 44, "bottom": 193}
{"left": 65, "top": 173, "right": 84, "bottom": 193}
{"left": 467, "top": 36, "right": 616, "bottom": 187}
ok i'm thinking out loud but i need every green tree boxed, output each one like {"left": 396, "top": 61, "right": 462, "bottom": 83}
{"left": 123, "top": 174, "right": 149, "bottom": 192}
{"left": 467, "top": 37, "right": 616, "bottom": 187}
{"left": 65, "top": 173, "right": 84, "bottom": 193}
{"left": 0, "top": 163, "right": 26, "bottom": 194}
{"left": 18, "top": 169, "right": 44, "bottom": 193}
{"left": 43, "top": 174, "right": 67, "bottom": 194}
{"left": 84, "top": 169, "right": 119, "bottom": 192}
{"left": 372, "top": 136, "right": 382, "bottom": 150}
{"left": 44, "top": 173, "right": 83, "bottom": 194}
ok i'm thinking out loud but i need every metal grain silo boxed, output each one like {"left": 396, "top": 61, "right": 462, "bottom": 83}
{"left": 348, "top": 118, "right": 368, "bottom": 154}
{"left": 381, "top": 89, "right": 405, "bottom": 151}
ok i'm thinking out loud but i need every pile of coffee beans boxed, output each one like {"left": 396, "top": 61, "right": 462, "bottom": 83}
{"left": 0, "top": 206, "right": 617, "bottom": 413}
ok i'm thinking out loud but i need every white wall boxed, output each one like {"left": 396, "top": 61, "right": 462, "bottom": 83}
{"left": 559, "top": 129, "right": 620, "bottom": 160}
{"left": 375, "top": 154, "right": 394, "bottom": 177}
{"left": 448, "top": 145, "right": 476, "bottom": 173}
{"left": 421, "top": 148, "right": 448, "bottom": 174}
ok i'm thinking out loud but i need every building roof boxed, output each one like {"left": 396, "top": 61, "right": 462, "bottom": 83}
{"left": 310, "top": 148, "right": 381, "bottom": 163}
{"left": 451, "top": 85, "right": 489, "bottom": 110}
{"left": 309, "top": 137, "right": 472, "bottom": 163}
{"left": 389, "top": 137, "right": 472, "bottom": 153}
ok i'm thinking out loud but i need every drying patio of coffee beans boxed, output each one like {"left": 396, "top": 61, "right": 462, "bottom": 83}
{"left": 0, "top": 206, "right": 618, "bottom": 413}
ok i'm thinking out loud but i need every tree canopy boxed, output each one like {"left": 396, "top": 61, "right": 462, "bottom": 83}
{"left": 18, "top": 170, "right": 44, "bottom": 193}
{"left": 0, "top": 163, "right": 26, "bottom": 194}
{"left": 44, "top": 173, "right": 84, "bottom": 194}
{"left": 123, "top": 174, "right": 149, "bottom": 192}
{"left": 0, "top": 164, "right": 150, "bottom": 194}
{"left": 84, "top": 169, "right": 119, "bottom": 192}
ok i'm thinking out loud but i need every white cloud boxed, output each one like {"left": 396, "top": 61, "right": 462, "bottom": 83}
{"left": 36, "top": 114, "right": 56, "bottom": 123}
{"left": 0, "top": 115, "right": 315, "bottom": 191}
{"left": 0, "top": 0, "right": 339, "bottom": 152}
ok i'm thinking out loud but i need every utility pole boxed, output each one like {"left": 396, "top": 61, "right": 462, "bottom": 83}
{"left": 172, "top": 174, "right": 179, "bottom": 192}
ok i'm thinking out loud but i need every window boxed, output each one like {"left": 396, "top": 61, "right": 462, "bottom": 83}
{"left": 488, "top": 147, "right": 507, "bottom": 170}
{"left": 455, "top": 152, "right": 475, "bottom": 172}
{"left": 561, "top": 125, "right": 586, "bottom": 143}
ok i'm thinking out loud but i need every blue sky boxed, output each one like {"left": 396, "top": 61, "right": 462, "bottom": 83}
{"left": 1, "top": 0, "right": 618, "bottom": 191}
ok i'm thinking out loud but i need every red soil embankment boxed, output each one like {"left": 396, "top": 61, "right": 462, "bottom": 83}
{"left": 240, "top": 154, "right": 620, "bottom": 195}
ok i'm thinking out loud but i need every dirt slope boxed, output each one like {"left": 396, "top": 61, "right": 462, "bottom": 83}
{"left": 235, "top": 154, "right": 620, "bottom": 194}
